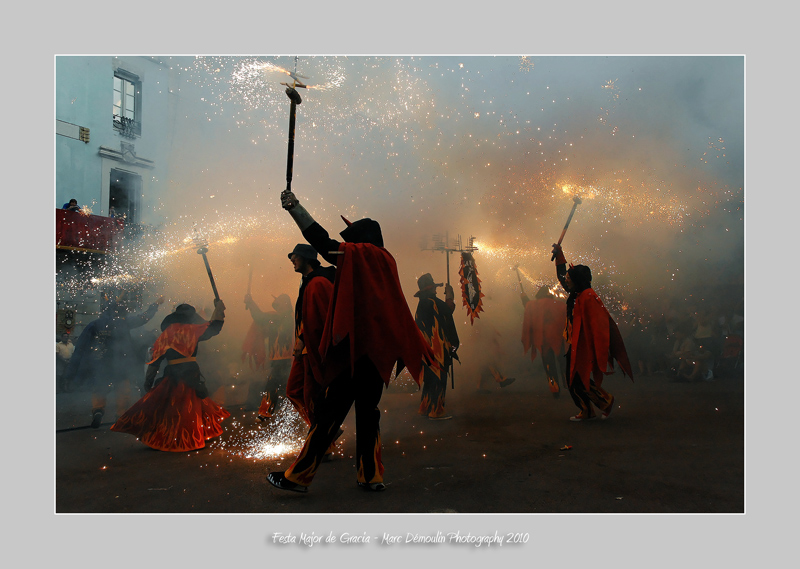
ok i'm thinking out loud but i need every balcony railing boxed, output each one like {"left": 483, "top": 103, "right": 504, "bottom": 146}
{"left": 112, "top": 114, "right": 140, "bottom": 138}
{"left": 56, "top": 209, "right": 124, "bottom": 254}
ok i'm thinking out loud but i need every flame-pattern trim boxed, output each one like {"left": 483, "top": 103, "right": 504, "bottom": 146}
{"left": 111, "top": 377, "right": 229, "bottom": 452}
{"left": 459, "top": 252, "right": 484, "bottom": 324}
{"left": 149, "top": 323, "right": 211, "bottom": 363}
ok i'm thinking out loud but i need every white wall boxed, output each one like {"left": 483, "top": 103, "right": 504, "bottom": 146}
{"left": 55, "top": 56, "right": 178, "bottom": 224}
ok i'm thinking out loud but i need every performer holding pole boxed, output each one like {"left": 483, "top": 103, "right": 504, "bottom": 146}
{"left": 414, "top": 273, "right": 459, "bottom": 419}
{"left": 521, "top": 283, "right": 567, "bottom": 397}
{"left": 111, "top": 299, "right": 229, "bottom": 451}
{"left": 550, "top": 199, "right": 633, "bottom": 420}
{"left": 268, "top": 189, "right": 435, "bottom": 493}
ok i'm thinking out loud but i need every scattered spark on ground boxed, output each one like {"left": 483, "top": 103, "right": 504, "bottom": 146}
{"left": 210, "top": 398, "right": 308, "bottom": 460}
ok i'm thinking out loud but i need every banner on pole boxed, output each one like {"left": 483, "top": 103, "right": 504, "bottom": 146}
{"left": 459, "top": 251, "right": 484, "bottom": 324}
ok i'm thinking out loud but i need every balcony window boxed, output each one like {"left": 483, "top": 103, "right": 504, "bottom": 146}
{"left": 113, "top": 71, "right": 141, "bottom": 137}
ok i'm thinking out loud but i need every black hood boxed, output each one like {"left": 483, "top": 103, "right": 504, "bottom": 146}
{"left": 339, "top": 218, "right": 384, "bottom": 247}
{"left": 160, "top": 304, "right": 205, "bottom": 331}
{"left": 567, "top": 264, "right": 592, "bottom": 292}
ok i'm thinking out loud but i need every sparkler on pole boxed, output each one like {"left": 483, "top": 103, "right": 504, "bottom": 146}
{"left": 281, "top": 57, "right": 308, "bottom": 196}
{"left": 551, "top": 195, "right": 582, "bottom": 260}
{"left": 192, "top": 230, "right": 220, "bottom": 300}
{"left": 425, "top": 233, "right": 478, "bottom": 277}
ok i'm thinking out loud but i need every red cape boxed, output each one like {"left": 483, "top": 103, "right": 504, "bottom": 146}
{"left": 569, "top": 288, "right": 634, "bottom": 390}
{"left": 318, "top": 242, "right": 435, "bottom": 386}
{"left": 521, "top": 297, "right": 566, "bottom": 360}
{"left": 241, "top": 308, "right": 294, "bottom": 369}
{"left": 241, "top": 322, "right": 267, "bottom": 369}
{"left": 301, "top": 274, "right": 334, "bottom": 386}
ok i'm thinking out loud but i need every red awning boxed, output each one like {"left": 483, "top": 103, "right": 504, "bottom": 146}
{"left": 56, "top": 209, "right": 124, "bottom": 254}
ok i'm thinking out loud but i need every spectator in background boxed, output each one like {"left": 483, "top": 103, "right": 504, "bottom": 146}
{"left": 669, "top": 322, "right": 697, "bottom": 381}
{"left": 692, "top": 308, "right": 722, "bottom": 366}
{"left": 64, "top": 293, "right": 164, "bottom": 428}
{"left": 641, "top": 310, "right": 670, "bottom": 375}
{"left": 619, "top": 308, "right": 649, "bottom": 378}
{"left": 62, "top": 199, "right": 80, "bottom": 212}
{"left": 730, "top": 299, "right": 744, "bottom": 336}
{"left": 680, "top": 339, "right": 715, "bottom": 382}
{"left": 56, "top": 333, "right": 74, "bottom": 393}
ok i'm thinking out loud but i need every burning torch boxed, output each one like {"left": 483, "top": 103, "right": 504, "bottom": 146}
{"left": 551, "top": 195, "right": 582, "bottom": 260}
{"left": 193, "top": 232, "right": 220, "bottom": 300}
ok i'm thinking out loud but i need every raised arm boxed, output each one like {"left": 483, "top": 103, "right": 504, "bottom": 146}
{"left": 552, "top": 243, "right": 567, "bottom": 289}
{"left": 281, "top": 190, "right": 342, "bottom": 266}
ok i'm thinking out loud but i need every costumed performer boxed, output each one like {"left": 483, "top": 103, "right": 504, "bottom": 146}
{"left": 266, "top": 190, "right": 435, "bottom": 493}
{"left": 414, "top": 273, "right": 460, "bottom": 419}
{"left": 64, "top": 292, "right": 164, "bottom": 428}
{"left": 285, "top": 243, "right": 336, "bottom": 427}
{"left": 551, "top": 243, "right": 633, "bottom": 421}
{"left": 110, "top": 299, "right": 230, "bottom": 451}
{"left": 242, "top": 292, "right": 294, "bottom": 419}
{"left": 521, "top": 285, "right": 567, "bottom": 397}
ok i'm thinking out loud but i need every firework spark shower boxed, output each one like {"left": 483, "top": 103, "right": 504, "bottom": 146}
{"left": 122, "top": 55, "right": 740, "bottom": 314}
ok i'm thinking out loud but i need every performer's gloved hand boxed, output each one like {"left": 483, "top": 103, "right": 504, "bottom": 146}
{"left": 444, "top": 283, "right": 455, "bottom": 302}
{"left": 281, "top": 190, "right": 299, "bottom": 210}
{"left": 551, "top": 243, "right": 567, "bottom": 264}
{"left": 211, "top": 298, "right": 226, "bottom": 321}
{"left": 281, "top": 190, "right": 316, "bottom": 231}
{"left": 292, "top": 338, "right": 304, "bottom": 358}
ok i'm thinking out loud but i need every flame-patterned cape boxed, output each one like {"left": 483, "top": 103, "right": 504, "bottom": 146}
{"left": 111, "top": 321, "right": 230, "bottom": 452}
{"left": 459, "top": 252, "right": 484, "bottom": 324}
{"left": 521, "top": 297, "right": 566, "bottom": 360}
{"left": 241, "top": 322, "right": 268, "bottom": 369}
{"left": 241, "top": 300, "right": 294, "bottom": 369}
{"left": 149, "top": 322, "right": 210, "bottom": 362}
{"left": 568, "top": 288, "right": 634, "bottom": 390}
{"left": 415, "top": 296, "right": 459, "bottom": 378}
{"left": 317, "top": 242, "right": 435, "bottom": 386}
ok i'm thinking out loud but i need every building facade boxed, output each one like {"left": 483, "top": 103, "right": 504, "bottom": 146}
{"left": 55, "top": 56, "right": 181, "bottom": 337}
{"left": 56, "top": 55, "right": 179, "bottom": 224}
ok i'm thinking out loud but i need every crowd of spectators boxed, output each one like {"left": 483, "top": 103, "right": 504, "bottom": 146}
{"left": 617, "top": 292, "right": 744, "bottom": 382}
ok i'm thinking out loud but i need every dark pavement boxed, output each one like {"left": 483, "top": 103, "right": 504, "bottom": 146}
{"left": 55, "top": 369, "right": 744, "bottom": 514}
{"left": 43, "top": 366, "right": 782, "bottom": 568}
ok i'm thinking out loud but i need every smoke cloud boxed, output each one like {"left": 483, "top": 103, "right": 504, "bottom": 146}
{"left": 63, "top": 55, "right": 744, "bottom": 391}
